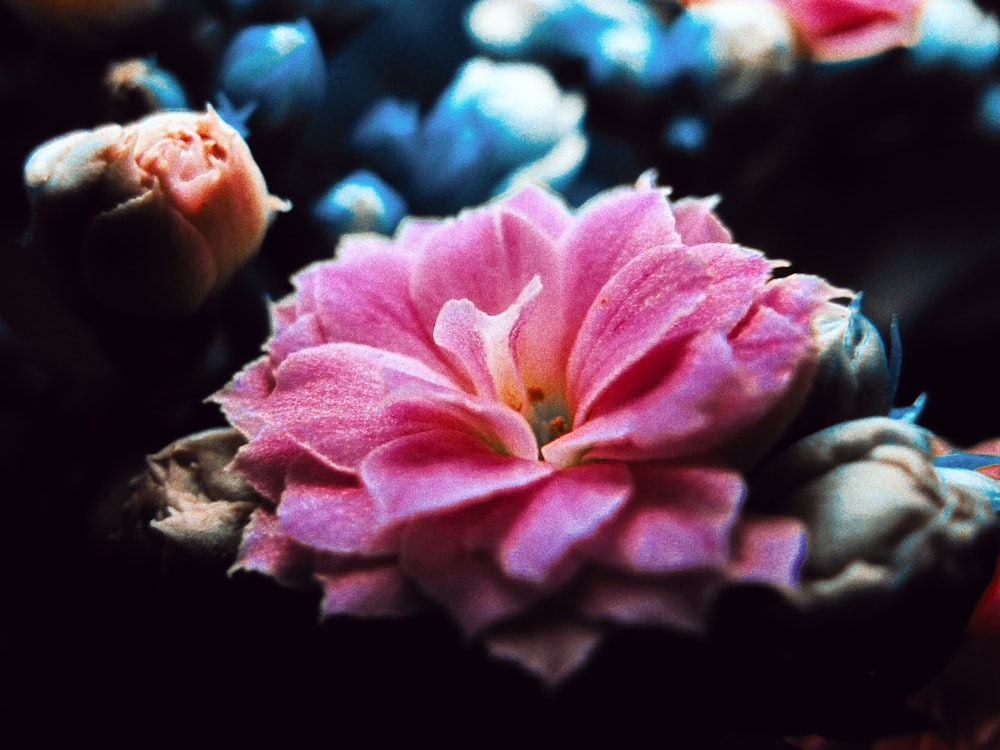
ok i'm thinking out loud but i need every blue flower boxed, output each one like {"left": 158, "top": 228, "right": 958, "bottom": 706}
{"left": 320, "top": 0, "right": 474, "bottom": 139}
{"left": 312, "top": 170, "right": 407, "bottom": 237}
{"left": 216, "top": 17, "right": 325, "bottom": 133}
{"left": 663, "top": 114, "right": 707, "bottom": 152}
{"left": 910, "top": 0, "right": 1000, "bottom": 71}
{"left": 466, "top": 0, "right": 711, "bottom": 90}
{"left": 353, "top": 57, "right": 587, "bottom": 212}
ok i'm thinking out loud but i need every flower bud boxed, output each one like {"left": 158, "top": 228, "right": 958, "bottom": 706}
{"left": 24, "top": 107, "right": 290, "bottom": 317}
{"left": 122, "top": 428, "right": 264, "bottom": 567}
{"left": 216, "top": 18, "right": 326, "bottom": 133}
{"left": 312, "top": 169, "right": 407, "bottom": 237}
{"left": 754, "top": 417, "right": 999, "bottom": 615}
{"left": 784, "top": 295, "right": 894, "bottom": 442}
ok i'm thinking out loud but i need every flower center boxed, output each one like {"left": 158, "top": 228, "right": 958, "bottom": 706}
{"left": 523, "top": 386, "right": 571, "bottom": 455}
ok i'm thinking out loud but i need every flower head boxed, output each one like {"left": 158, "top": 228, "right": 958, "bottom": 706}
{"left": 353, "top": 57, "right": 587, "bottom": 212}
{"left": 216, "top": 18, "right": 326, "bottom": 133}
{"left": 681, "top": 0, "right": 927, "bottom": 62}
{"left": 773, "top": 0, "right": 926, "bottom": 60}
{"left": 122, "top": 429, "right": 264, "bottom": 567}
{"left": 467, "top": 0, "right": 712, "bottom": 89}
{"left": 216, "top": 175, "right": 846, "bottom": 682}
{"left": 24, "top": 107, "right": 289, "bottom": 316}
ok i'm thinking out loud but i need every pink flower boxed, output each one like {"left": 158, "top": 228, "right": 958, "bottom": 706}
{"left": 773, "top": 0, "right": 926, "bottom": 60}
{"left": 216, "top": 175, "right": 845, "bottom": 683}
{"left": 681, "top": 0, "right": 926, "bottom": 62}
{"left": 24, "top": 107, "right": 289, "bottom": 316}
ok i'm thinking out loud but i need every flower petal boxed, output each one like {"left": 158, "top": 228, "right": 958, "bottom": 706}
{"left": 433, "top": 275, "right": 541, "bottom": 406}
{"left": 578, "top": 569, "right": 723, "bottom": 632}
{"left": 362, "top": 429, "right": 554, "bottom": 525}
{"left": 557, "top": 182, "right": 682, "bottom": 350}
{"left": 230, "top": 507, "right": 313, "bottom": 588}
{"left": 289, "top": 241, "right": 450, "bottom": 376}
{"left": 729, "top": 517, "right": 807, "bottom": 588}
{"left": 399, "top": 511, "right": 539, "bottom": 633}
{"left": 499, "top": 462, "right": 633, "bottom": 583}
{"left": 485, "top": 619, "right": 603, "bottom": 685}
{"left": 235, "top": 342, "right": 455, "bottom": 473}
{"left": 277, "top": 456, "right": 390, "bottom": 555}
{"left": 600, "top": 466, "right": 745, "bottom": 574}
{"left": 672, "top": 196, "right": 732, "bottom": 245}
{"left": 566, "top": 245, "right": 710, "bottom": 422}
{"left": 314, "top": 555, "right": 418, "bottom": 617}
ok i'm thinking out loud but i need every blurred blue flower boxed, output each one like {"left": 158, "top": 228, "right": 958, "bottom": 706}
{"left": 663, "top": 114, "right": 707, "bottom": 151}
{"left": 216, "top": 17, "right": 325, "bottom": 133}
{"left": 353, "top": 57, "right": 587, "bottom": 212}
{"left": 980, "top": 83, "right": 1000, "bottom": 132}
{"left": 466, "top": 0, "right": 710, "bottom": 90}
{"left": 319, "top": 0, "right": 474, "bottom": 140}
{"left": 910, "top": 0, "right": 1000, "bottom": 70}
{"left": 312, "top": 170, "right": 407, "bottom": 237}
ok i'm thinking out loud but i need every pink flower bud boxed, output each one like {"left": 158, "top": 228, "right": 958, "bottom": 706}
{"left": 24, "top": 107, "right": 290, "bottom": 316}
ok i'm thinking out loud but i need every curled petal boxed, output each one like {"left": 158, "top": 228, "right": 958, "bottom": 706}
{"left": 362, "top": 429, "right": 554, "bottom": 525}
{"left": 499, "top": 462, "right": 633, "bottom": 583}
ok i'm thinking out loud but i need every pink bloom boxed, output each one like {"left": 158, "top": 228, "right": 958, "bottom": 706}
{"left": 681, "top": 0, "right": 926, "bottom": 61}
{"left": 216, "top": 175, "right": 845, "bottom": 683}
{"left": 773, "top": 0, "right": 926, "bottom": 60}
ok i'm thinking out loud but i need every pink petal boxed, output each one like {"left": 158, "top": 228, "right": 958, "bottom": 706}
{"left": 502, "top": 184, "right": 573, "bottom": 241}
{"left": 544, "top": 331, "right": 740, "bottom": 466}
{"left": 566, "top": 245, "right": 709, "bottom": 422}
{"left": 289, "top": 237, "right": 451, "bottom": 376}
{"left": 267, "top": 310, "right": 326, "bottom": 364}
{"left": 548, "top": 267, "right": 837, "bottom": 467}
{"left": 672, "top": 197, "right": 732, "bottom": 245}
{"left": 499, "top": 462, "right": 633, "bottom": 583}
{"left": 412, "top": 206, "right": 568, "bottom": 395}
{"left": 399, "top": 511, "right": 539, "bottom": 633}
{"left": 410, "top": 205, "right": 561, "bottom": 323}
{"left": 230, "top": 427, "right": 316, "bottom": 500}
{"left": 214, "top": 357, "right": 277, "bottom": 437}
{"left": 313, "top": 556, "right": 419, "bottom": 617}
{"left": 361, "top": 429, "right": 554, "bottom": 525}
{"left": 600, "top": 466, "right": 745, "bottom": 574}
{"left": 433, "top": 276, "right": 541, "bottom": 405}
{"left": 231, "top": 507, "right": 313, "bottom": 588}
{"left": 567, "top": 241, "right": 774, "bottom": 426}
{"left": 729, "top": 516, "right": 807, "bottom": 588}
{"left": 577, "top": 568, "right": 722, "bottom": 632}
{"left": 242, "top": 342, "right": 454, "bottom": 472}
{"left": 557, "top": 182, "right": 682, "bottom": 355}
{"left": 277, "top": 457, "right": 391, "bottom": 555}
{"left": 775, "top": 0, "right": 923, "bottom": 60}
{"left": 386, "top": 386, "right": 539, "bottom": 461}
{"left": 485, "top": 619, "right": 603, "bottom": 685}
